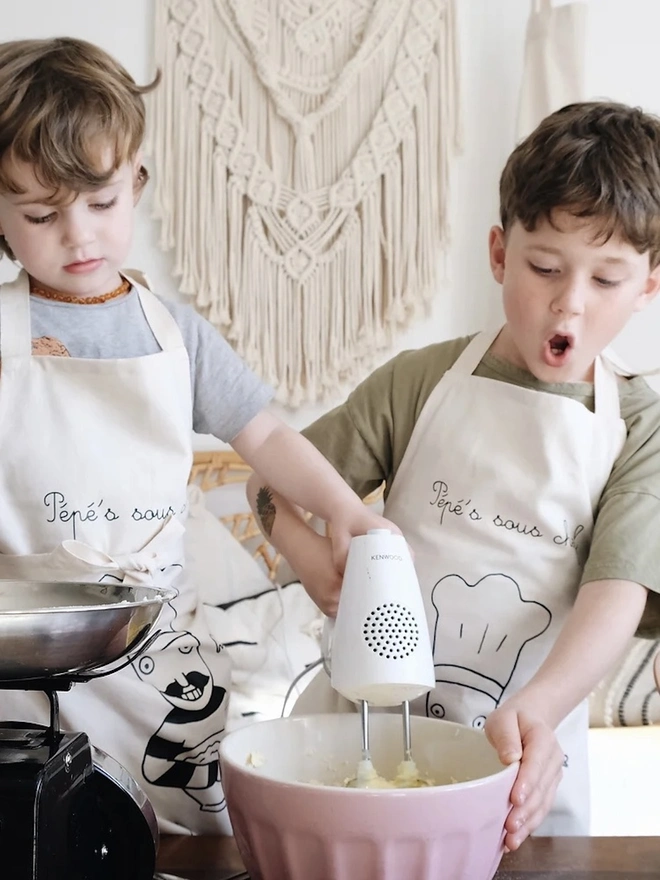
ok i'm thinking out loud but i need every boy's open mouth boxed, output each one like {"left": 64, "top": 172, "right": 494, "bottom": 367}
{"left": 543, "top": 333, "right": 573, "bottom": 367}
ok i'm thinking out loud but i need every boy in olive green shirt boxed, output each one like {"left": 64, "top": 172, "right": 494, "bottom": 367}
{"left": 303, "top": 334, "right": 660, "bottom": 629}
{"left": 249, "top": 102, "right": 660, "bottom": 848}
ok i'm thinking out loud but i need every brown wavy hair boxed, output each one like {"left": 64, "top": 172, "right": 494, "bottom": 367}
{"left": 0, "top": 37, "right": 159, "bottom": 258}
{"left": 500, "top": 101, "right": 660, "bottom": 267}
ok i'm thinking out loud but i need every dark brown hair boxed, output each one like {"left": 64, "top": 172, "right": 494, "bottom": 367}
{"left": 500, "top": 101, "right": 660, "bottom": 266}
{"left": 0, "top": 37, "right": 159, "bottom": 258}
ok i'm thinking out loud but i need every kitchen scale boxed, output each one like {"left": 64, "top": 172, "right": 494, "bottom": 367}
{"left": 0, "top": 580, "right": 174, "bottom": 880}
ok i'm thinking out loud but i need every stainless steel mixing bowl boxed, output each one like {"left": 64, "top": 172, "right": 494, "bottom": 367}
{"left": 0, "top": 580, "right": 175, "bottom": 681}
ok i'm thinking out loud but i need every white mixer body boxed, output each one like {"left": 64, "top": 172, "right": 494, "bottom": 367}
{"left": 329, "top": 529, "right": 435, "bottom": 707}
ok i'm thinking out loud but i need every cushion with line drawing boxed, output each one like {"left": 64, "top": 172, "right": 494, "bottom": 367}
{"left": 589, "top": 638, "right": 660, "bottom": 727}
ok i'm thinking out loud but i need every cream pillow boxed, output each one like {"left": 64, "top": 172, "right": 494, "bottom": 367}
{"left": 185, "top": 484, "right": 273, "bottom": 605}
{"left": 205, "top": 583, "right": 322, "bottom": 730}
{"left": 184, "top": 486, "right": 323, "bottom": 728}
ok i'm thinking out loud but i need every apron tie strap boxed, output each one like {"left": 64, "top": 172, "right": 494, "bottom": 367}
{"left": 60, "top": 517, "right": 185, "bottom": 586}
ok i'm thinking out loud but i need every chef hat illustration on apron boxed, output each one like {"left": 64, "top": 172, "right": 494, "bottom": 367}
{"left": 425, "top": 573, "right": 552, "bottom": 727}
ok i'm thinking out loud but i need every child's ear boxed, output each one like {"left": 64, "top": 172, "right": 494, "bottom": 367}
{"left": 132, "top": 152, "right": 146, "bottom": 205}
{"left": 636, "top": 263, "right": 660, "bottom": 312}
{"left": 488, "top": 226, "right": 507, "bottom": 284}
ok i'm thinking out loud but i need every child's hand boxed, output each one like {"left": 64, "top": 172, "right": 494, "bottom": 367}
{"left": 294, "top": 530, "right": 344, "bottom": 617}
{"left": 329, "top": 507, "right": 402, "bottom": 578}
{"left": 299, "top": 509, "right": 401, "bottom": 616}
{"left": 484, "top": 705, "right": 564, "bottom": 851}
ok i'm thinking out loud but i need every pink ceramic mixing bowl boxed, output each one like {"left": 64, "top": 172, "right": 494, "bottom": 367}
{"left": 219, "top": 713, "right": 517, "bottom": 880}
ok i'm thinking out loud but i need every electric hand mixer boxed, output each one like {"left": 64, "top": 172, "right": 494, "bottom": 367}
{"left": 323, "top": 529, "right": 436, "bottom": 786}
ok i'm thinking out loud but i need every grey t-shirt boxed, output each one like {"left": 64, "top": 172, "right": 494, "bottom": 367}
{"left": 4, "top": 287, "right": 273, "bottom": 442}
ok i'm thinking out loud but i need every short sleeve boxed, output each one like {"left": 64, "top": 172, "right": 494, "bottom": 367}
{"left": 581, "top": 376, "right": 660, "bottom": 637}
{"left": 301, "top": 359, "right": 396, "bottom": 499}
{"left": 162, "top": 299, "right": 274, "bottom": 442}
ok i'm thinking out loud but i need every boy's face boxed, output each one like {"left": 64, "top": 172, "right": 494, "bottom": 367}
{"left": 488, "top": 211, "right": 660, "bottom": 382}
{"left": 0, "top": 149, "right": 140, "bottom": 298}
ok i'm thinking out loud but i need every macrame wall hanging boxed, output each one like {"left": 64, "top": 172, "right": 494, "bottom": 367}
{"left": 150, "top": 0, "right": 461, "bottom": 406}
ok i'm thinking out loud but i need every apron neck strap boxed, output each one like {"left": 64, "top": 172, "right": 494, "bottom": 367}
{"left": 451, "top": 326, "right": 621, "bottom": 419}
{"left": 0, "top": 271, "right": 32, "bottom": 359}
{"left": 121, "top": 272, "right": 184, "bottom": 352}
{"left": 449, "top": 328, "right": 501, "bottom": 375}
{"left": 593, "top": 356, "right": 621, "bottom": 419}
{"left": 0, "top": 269, "right": 184, "bottom": 358}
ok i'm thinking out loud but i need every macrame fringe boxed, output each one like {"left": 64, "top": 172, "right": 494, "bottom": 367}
{"left": 149, "top": 0, "right": 461, "bottom": 406}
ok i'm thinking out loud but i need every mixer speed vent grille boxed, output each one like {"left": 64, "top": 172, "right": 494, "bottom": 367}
{"left": 363, "top": 603, "right": 420, "bottom": 659}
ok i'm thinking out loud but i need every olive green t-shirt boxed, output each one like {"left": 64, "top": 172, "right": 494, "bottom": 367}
{"left": 303, "top": 334, "right": 660, "bottom": 637}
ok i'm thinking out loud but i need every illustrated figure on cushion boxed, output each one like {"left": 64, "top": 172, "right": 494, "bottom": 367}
{"left": 424, "top": 573, "right": 552, "bottom": 727}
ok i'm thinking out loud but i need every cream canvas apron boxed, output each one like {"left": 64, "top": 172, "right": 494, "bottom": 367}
{"left": 516, "top": 0, "right": 588, "bottom": 139}
{"left": 0, "top": 270, "right": 233, "bottom": 835}
{"left": 296, "top": 329, "right": 626, "bottom": 835}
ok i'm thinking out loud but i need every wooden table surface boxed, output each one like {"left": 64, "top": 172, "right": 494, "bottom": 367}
{"left": 156, "top": 834, "right": 660, "bottom": 878}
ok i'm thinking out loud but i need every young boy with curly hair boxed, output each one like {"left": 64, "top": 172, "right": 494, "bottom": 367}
{"left": 249, "top": 101, "right": 660, "bottom": 848}
{"left": 0, "top": 36, "right": 395, "bottom": 834}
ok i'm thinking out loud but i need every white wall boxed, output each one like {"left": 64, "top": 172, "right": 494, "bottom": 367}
{"left": 2, "top": 0, "right": 660, "bottom": 440}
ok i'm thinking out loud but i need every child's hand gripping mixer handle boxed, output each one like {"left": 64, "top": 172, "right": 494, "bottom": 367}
{"left": 322, "top": 529, "right": 436, "bottom": 786}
